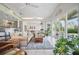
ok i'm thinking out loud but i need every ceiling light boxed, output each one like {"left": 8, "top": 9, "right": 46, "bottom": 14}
{"left": 36, "top": 17, "right": 43, "bottom": 19}
{"left": 22, "top": 17, "right": 44, "bottom": 20}
{"left": 22, "top": 17, "right": 34, "bottom": 19}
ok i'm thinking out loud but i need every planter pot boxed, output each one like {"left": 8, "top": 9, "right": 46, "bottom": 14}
{"left": 72, "top": 51, "right": 79, "bottom": 55}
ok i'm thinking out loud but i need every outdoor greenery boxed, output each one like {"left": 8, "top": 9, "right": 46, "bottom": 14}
{"left": 68, "top": 28, "right": 78, "bottom": 33}
{"left": 53, "top": 8, "right": 79, "bottom": 55}
{"left": 68, "top": 9, "right": 78, "bottom": 20}
{"left": 45, "top": 24, "right": 51, "bottom": 36}
{"left": 53, "top": 37, "right": 79, "bottom": 55}
{"left": 60, "top": 9, "right": 78, "bottom": 20}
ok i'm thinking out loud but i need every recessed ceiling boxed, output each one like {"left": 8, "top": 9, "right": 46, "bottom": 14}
{"left": 4, "top": 3, "right": 58, "bottom": 19}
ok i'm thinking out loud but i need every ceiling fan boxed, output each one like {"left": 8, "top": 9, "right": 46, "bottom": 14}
{"left": 19, "top": 3, "right": 39, "bottom": 16}
{"left": 25, "top": 3, "right": 39, "bottom": 8}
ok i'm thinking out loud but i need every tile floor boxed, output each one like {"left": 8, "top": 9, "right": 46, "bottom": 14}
{"left": 21, "top": 36, "right": 54, "bottom": 55}
{"left": 26, "top": 49, "right": 53, "bottom": 55}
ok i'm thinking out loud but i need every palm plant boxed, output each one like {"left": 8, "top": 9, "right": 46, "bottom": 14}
{"left": 68, "top": 37, "right": 79, "bottom": 50}
{"left": 53, "top": 37, "right": 79, "bottom": 55}
{"left": 53, "top": 37, "right": 69, "bottom": 55}
{"left": 60, "top": 9, "right": 78, "bottom": 20}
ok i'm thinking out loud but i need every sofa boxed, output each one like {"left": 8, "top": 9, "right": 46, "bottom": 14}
{"left": 0, "top": 41, "right": 27, "bottom": 55}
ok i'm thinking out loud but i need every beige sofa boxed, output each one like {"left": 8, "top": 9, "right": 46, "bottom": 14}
{"left": 0, "top": 41, "right": 26, "bottom": 55}
{"left": 11, "top": 31, "right": 33, "bottom": 46}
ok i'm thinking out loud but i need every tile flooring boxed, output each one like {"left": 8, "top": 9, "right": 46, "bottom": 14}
{"left": 21, "top": 36, "right": 54, "bottom": 55}
{"left": 26, "top": 49, "right": 53, "bottom": 55}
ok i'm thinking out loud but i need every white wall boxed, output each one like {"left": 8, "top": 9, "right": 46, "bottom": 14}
{"left": 22, "top": 20, "right": 42, "bottom": 37}
{"left": 23, "top": 20, "right": 41, "bottom": 31}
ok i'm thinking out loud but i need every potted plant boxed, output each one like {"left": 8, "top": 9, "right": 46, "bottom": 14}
{"left": 68, "top": 37, "right": 79, "bottom": 55}
{"left": 53, "top": 37, "right": 79, "bottom": 55}
{"left": 53, "top": 37, "right": 69, "bottom": 55}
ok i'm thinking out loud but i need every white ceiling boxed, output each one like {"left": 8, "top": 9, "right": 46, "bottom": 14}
{"left": 0, "top": 3, "right": 79, "bottom": 21}
{"left": 4, "top": 3, "right": 58, "bottom": 19}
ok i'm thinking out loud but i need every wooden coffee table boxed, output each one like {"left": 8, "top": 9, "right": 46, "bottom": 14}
{"left": 35, "top": 37, "right": 43, "bottom": 43}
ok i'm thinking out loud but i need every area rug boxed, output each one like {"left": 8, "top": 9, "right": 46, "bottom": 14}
{"left": 25, "top": 36, "right": 53, "bottom": 49}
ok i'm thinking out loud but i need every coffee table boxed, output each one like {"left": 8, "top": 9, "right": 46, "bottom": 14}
{"left": 35, "top": 37, "right": 43, "bottom": 43}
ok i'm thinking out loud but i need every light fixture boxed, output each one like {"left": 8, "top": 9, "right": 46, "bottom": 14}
{"left": 36, "top": 17, "right": 43, "bottom": 19}
{"left": 22, "top": 17, "right": 44, "bottom": 20}
{"left": 25, "top": 3, "right": 39, "bottom": 8}
{"left": 22, "top": 17, "right": 34, "bottom": 19}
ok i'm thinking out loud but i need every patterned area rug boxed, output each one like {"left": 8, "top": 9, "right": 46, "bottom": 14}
{"left": 25, "top": 36, "right": 53, "bottom": 49}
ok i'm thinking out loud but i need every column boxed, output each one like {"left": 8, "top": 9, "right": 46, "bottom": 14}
{"left": 78, "top": 7, "right": 79, "bottom": 38}
{"left": 45, "top": 20, "right": 47, "bottom": 32}
{"left": 51, "top": 19, "right": 56, "bottom": 37}
{"left": 56, "top": 18, "right": 60, "bottom": 39}
{"left": 17, "top": 20, "right": 19, "bottom": 28}
{"left": 64, "top": 13, "right": 68, "bottom": 38}
{"left": 50, "top": 19, "right": 53, "bottom": 36}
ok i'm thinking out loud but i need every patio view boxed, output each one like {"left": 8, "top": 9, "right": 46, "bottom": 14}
{"left": 0, "top": 3, "right": 79, "bottom": 55}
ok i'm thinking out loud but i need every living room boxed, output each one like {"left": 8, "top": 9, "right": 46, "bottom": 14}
{"left": 0, "top": 3, "right": 79, "bottom": 55}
